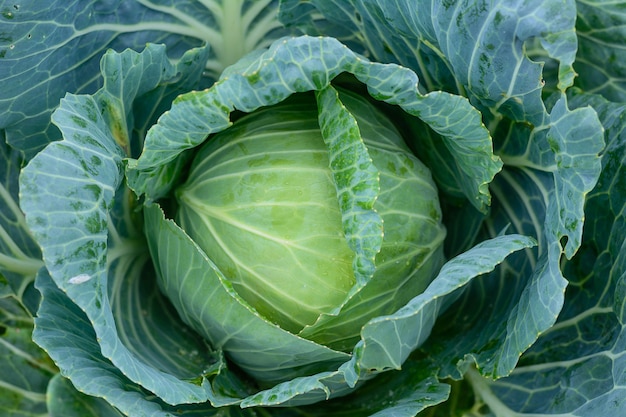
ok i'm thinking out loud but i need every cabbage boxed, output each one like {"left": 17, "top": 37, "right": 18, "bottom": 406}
{"left": 6, "top": 1, "right": 615, "bottom": 416}
{"left": 173, "top": 89, "right": 445, "bottom": 351}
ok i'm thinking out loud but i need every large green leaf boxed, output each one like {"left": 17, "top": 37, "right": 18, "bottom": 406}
{"left": 423, "top": 103, "right": 603, "bottom": 383}
{"left": 450, "top": 92, "right": 626, "bottom": 416}
{"left": 575, "top": 0, "right": 626, "bottom": 102}
{"left": 34, "top": 268, "right": 247, "bottom": 417}
{"left": 0, "top": 0, "right": 288, "bottom": 156}
{"left": 279, "top": 0, "right": 578, "bottom": 119}
{"left": 20, "top": 44, "right": 222, "bottom": 406}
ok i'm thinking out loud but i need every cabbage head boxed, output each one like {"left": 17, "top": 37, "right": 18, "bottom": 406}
{"left": 171, "top": 88, "right": 446, "bottom": 364}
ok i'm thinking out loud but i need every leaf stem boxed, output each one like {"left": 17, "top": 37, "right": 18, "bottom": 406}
{"left": 465, "top": 367, "right": 549, "bottom": 417}
{"left": 0, "top": 183, "right": 22, "bottom": 222}
{"left": 0, "top": 185, "right": 43, "bottom": 275}
{"left": 0, "top": 252, "right": 43, "bottom": 277}
{"left": 0, "top": 336, "right": 58, "bottom": 375}
{"left": 134, "top": 0, "right": 219, "bottom": 41}
{"left": 0, "top": 379, "right": 48, "bottom": 403}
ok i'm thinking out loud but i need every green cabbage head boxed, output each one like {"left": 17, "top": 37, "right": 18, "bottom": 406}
{"left": 157, "top": 87, "right": 446, "bottom": 386}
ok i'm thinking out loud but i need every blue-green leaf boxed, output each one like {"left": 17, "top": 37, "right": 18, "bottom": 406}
{"left": 33, "top": 268, "right": 240, "bottom": 417}
{"left": 20, "top": 44, "right": 220, "bottom": 406}
{"left": 452, "top": 92, "right": 626, "bottom": 416}
{"left": 546, "top": 94, "right": 605, "bottom": 258}
{"left": 356, "top": 234, "right": 537, "bottom": 374}
{"left": 0, "top": 0, "right": 289, "bottom": 156}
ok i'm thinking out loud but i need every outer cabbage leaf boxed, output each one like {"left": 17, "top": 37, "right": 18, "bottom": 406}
{"left": 279, "top": 0, "right": 577, "bottom": 121}
{"left": 420, "top": 99, "right": 603, "bottom": 389}
{"left": 19, "top": 44, "right": 225, "bottom": 407}
{"left": 34, "top": 269, "right": 167, "bottom": 416}
{"left": 446, "top": 92, "right": 626, "bottom": 416}
{"left": 0, "top": 0, "right": 289, "bottom": 156}
{"left": 34, "top": 268, "right": 251, "bottom": 417}
{"left": 575, "top": 0, "right": 626, "bottom": 102}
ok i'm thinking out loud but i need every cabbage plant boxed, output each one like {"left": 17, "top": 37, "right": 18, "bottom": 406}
{"left": 1, "top": 1, "right": 624, "bottom": 416}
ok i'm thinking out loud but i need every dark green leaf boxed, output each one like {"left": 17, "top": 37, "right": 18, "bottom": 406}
{"left": 0, "top": 324, "right": 55, "bottom": 417}
{"left": 47, "top": 374, "right": 124, "bottom": 417}
{"left": 575, "top": 0, "right": 626, "bottom": 102}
